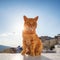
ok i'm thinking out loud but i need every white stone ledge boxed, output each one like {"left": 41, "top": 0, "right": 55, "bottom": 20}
{"left": 0, "top": 53, "right": 60, "bottom": 60}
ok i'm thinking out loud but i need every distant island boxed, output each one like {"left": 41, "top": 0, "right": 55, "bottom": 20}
{"left": 0, "top": 45, "right": 11, "bottom": 51}
{"left": 0, "top": 45, "right": 16, "bottom": 53}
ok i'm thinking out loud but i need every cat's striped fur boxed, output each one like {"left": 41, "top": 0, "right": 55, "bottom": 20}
{"left": 21, "top": 16, "right": 43, "bottom": 56}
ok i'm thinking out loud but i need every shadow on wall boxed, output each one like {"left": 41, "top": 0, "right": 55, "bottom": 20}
{"left": 23, "top": 55, "right": 51, "bottom": 60}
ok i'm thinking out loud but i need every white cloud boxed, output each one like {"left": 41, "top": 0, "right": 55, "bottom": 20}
{"left": 0, "top": 33, "right": 13, "bottom": 37}
{"left": 0, "top": 32, "right": 22, "bottom": 47}
{"left": 0, "top": 33, "right": 8, "bottom": 37}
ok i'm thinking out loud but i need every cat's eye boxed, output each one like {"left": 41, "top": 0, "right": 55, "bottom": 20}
{"left": 27, "top": 22, "right": 31, "bottom": 24}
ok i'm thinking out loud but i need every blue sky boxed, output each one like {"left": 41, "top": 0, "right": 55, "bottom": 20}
{"left": 0, "top": 0, "right": 60, "bottom": 47}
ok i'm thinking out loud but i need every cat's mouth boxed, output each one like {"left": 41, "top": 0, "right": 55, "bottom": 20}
{"left": 27, "top": 27, "right": 34, "bottom": 31}
{"left": 24, "top": 27, "right": 35, "bottom": 31}
{"left": 28, "top": 27, "right": 33, "bottom": 30}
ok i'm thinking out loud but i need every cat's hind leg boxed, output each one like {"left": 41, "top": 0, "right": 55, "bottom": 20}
{"left": 35, "top": 44, "right": 43, "bottom": 56}
{"left": 30, "top": 44, "right": 35, "bottom": 56}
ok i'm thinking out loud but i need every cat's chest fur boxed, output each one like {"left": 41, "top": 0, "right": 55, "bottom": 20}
{"left": 23, "top": 32, "right": 37, "bottom": 46}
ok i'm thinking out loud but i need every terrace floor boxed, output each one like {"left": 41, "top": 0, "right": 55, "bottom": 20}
{"left": 0, "top": 53, "right": 60, "bottom": 60}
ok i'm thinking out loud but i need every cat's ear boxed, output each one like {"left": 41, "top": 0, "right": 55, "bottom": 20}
{"left": 34, "top": 16, "right": 38, "bottom": 21}
{"left": 23, "top": 16, "right": 28, "bottom": 21}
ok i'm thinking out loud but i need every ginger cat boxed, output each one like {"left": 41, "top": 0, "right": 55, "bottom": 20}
{"left": 21, "top": 16, "right": 43, "bottom": 56}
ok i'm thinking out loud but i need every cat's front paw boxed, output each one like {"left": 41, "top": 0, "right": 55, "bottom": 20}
{"left": 21, "top": 51, "right": 26, "bottom": 55}
{"left": 35, "top": 53, "right": 41, "bottom": 56}
{"left": 30, "top": 53, "right": 35, "bottom": 56}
